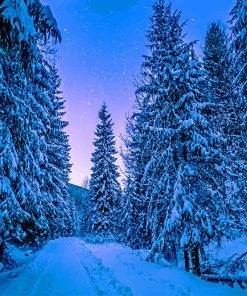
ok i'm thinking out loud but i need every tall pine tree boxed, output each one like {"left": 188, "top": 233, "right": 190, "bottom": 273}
{"left": 0, "top": 0, "right": 72, "bottom": 249}
{"left": 121, "top": 97, "right": 154, "bottom": 248}
{"left": 203, "top": 22, "right": 246, "bottom": 232}
{"left": 89, "top": 103, "right": 121, "bottom": 237}
{"left": 122, "top": 0, "right": 230, "bottom": 275}
{"left": 229, "top": 0, "right": 247, "bottom": 225}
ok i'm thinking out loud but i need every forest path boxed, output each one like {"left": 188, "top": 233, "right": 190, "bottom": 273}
{"left": 1, "top": 237, "right": 246, "bottom": 296}
{"left": 0, "top": 237, "right": 131, "bottom": 296}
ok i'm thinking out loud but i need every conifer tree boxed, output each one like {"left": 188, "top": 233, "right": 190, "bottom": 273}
{"left": 203, "top": 23, "right": 232, "bottom": 105}
{"left": 231, "top": 0, "right": 247, "bottom": 89}
{"left": 121, "top": 99, "right": 154, "bottom": 248}
{"left": 229, "top": 0, "right": 247, "bottom": 221}
{"left": 149, "top": 2, "right": 227, "bottom": 275}
{"left": 203, "top": 22, "right": 246, "bottom": 231}
{"left": 123, "top": 0, "right": 229, "bottom": 275}
{"left": 0, "top": 119, "right": 21, "bottom": 242}
{"left": 44, "top": 64, "right": 75, "bottom": 236}
{"left": 89, "top": 103, "right": 121, "bottom": 237}
{"left": 0, "top": 0, "right": 72, "bottom": 248}
{"left": 1, "top": 49, "right": 51, "bottom": 244}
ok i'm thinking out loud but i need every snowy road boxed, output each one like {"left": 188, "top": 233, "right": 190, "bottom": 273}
{"left": 0, "top": 238, "right": 131, "bottom": 296}
{"left": 0, "top": 237, "right": 246, "bottom": 296}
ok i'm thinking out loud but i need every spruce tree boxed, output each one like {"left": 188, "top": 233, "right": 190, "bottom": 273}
{"left": 123, "top": 0, "right": 229, "bottom": 275}
{"left": 0, "top": 0, "right": 72, "bottom": 249}
{"left": 0, "top": 119, "right": 21, "bottom": 242}
{"left": 44, "top": 64, "right": 75, "bottom": 237}
{"left": 121, "top": 98, "right": 154, "bottom": 248}
{"left": 203, "top": 22, "right": 246, "bottom": 232}
{"left": 229, "top": 0, "right": 247, "bottom": 223}
{"left": 1, "top": 48, "right": 51, "bottom": 244}
{"left": 89, "top": 103, "right": 121, "bottom": 237}
{"left": 231, "top": 0, "right": 247, "bottom": 88}
{"left": 203, "top": 23, "right": 232, "bottom": 105}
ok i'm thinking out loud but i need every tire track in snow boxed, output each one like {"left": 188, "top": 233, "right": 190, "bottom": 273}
{"left": 71, "top": 239, "right": 133, "bottom": 296}
{"left": 1, "top": 238, "right": 96, "bottom": 296}
{"left": 1, "top": 246, "right": 50, "bottom": 296}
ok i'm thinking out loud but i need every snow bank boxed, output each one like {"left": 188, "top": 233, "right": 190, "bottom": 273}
{"left": 86, "top": 241, "right": 246, "bottom": 296}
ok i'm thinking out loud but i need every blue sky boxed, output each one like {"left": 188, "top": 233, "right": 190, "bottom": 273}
{"left": 43, "top": 0, "right": 235, "bottom": 185}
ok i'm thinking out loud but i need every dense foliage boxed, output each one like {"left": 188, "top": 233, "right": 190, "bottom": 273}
{"left": 0, "top": 0, "right": 246, "bottom": 281}
{"left": 121, "top": 0, "right": 247, "bottom": 276}
{"left": 0, "top": 0, "right": 73, "bottom": 249}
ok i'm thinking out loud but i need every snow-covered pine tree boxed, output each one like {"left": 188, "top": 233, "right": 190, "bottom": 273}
{"left": 128, "top": 0, "right": 229, "bottom": 275}
{"left": 44, "top": 63, "right": 75, "bottom": 237}
{"left": 0, "top": 0, "right": 61, "bottom": 72}
{"left": 231, "top": 0, "right": 247, "bottom": 88}
{"left": 203, "top": 23, "right": 232, "bottom": 107}
{"left": 229, "top": 0, "right": 247, "bottom": 225}
{"left": 120, "top": 2, "right": 186, "bottom": 249}
{"left": 0, "top": 0, "right": 72, "bottom": 248}
{"left": 0, "top": 48, "right": 51, "bottom": 245}
{"left": 89, "top": 103, "right": 121, "bottom": 237}
{"left": 121, "top": 97, "right": 154, "bottom": 248}
{"left": 203, "top": 22, "right": 246, "bottom": 233}
{"left": 0, "top": 119, "right": 21, "bottom": 243}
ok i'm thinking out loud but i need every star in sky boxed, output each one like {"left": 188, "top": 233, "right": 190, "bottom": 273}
{"left": 44, "top": 0, "right": 235, "bottom": 185}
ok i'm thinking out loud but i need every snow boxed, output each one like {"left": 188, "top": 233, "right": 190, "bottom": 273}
{"left": 0, "top": 0, "right": 35, "bottom": 41}
{"left": 86, "top": 241, "right": 246, "bottom": 296}
{"left": 7, "top": 243, "right": 35, "bottom": 266}
{"left": 1, "top": 237, "right": 246, "bottom": 296}
{"left": 0, "top": 237, "right": 129, "bottom": 296}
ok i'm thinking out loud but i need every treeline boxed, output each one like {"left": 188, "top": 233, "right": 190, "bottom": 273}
{"left": 0, "top": 0, "right": 74, "bottom": 253}
{"left": 86, "top": 0, "right": 247, "bottom": 276}
{"left": 0, "top": 0, "right": 246, "bottom": 278}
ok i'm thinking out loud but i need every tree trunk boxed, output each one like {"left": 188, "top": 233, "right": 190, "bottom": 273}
{"left": 184, "top": 248, "right": 190, "bottom": 272}
{"left": 172, "top": 241, "right": 177, "bottom": 266}
{"left": 200, "top": 245, "right": 206, "bottom": 262}
{"left": 192, "top": 244, "right": 201, "bottom": 276}
{"left": 0, "top": 238, "right": 5, "bottom": 262}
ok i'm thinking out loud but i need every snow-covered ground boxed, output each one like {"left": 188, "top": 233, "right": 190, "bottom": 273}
{"left": 85, "top": 241, "right": 246, "bottom": 296}
{"left": 0, "top": 237, "right": 246, "bottom": 296}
